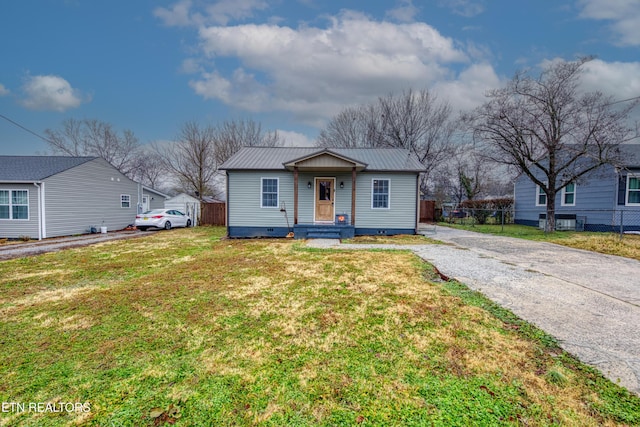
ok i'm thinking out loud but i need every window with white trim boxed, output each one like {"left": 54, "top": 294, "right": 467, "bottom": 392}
{"left": 121, "top": 194, "right": 131, "bottom": 208}
{"left": 261, "top": 178, "right": 279, "bottom": 208}
{"left": 0, "top": 190, "right": 29, "bottom": 220}
{"left": 627, "top": 175, "right": 640, "bottom": 205}
{"left": 372, "top": 179, "right": 390, "bottom": 209}
{"left": 561, "top": 182, "right": 576, "bottom": 206}
{"left": 535, "top": 184, "right": 547, "bottom": 206}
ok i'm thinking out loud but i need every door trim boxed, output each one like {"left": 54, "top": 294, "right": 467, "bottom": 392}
{"left": 314, "top": 177, "right": 335, "bottom": 223}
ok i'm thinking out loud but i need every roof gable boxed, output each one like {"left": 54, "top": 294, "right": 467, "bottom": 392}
{"left": 0, "top": 156, "right": 98, "bottom": 181}
{"left": 283, "top": 150, "right": 367, "bottom": 171}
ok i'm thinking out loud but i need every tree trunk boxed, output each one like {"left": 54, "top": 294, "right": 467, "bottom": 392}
{"left": 545, "top": 192, "right": 556, "bottom": 233}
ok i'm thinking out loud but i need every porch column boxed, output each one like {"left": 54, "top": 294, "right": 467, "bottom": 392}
{"left": 293, "top": 166, "right": 299, "bottom": 224}
{"left": 351, "top": 167, "right": 356, "bottom": 226}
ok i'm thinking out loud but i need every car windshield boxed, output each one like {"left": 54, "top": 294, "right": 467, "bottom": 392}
{"left": 143, "top": 209, "right": 165, "bottom": 215}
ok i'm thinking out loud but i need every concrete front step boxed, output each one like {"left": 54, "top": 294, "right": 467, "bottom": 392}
{"left": 307, "top": 232, "right": 342, "bottom": 239}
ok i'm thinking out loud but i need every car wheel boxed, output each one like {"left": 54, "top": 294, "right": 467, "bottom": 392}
{"left": 164, "top": 221, "right": 172, "bottom": 230}
{"left": 138, "top": 227, "right": 148, "bottom": 231}
{"left": 186, "top": 219, "right": 192, "bottom": 227}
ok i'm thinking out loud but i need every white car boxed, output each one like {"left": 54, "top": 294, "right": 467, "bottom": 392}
{"left": 135, "top": 209, "right": 191, "bottom": 231}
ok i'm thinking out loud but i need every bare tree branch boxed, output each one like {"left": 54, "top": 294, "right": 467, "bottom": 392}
{"left": 468, "top": 57, "right": 639, "bottom": 232}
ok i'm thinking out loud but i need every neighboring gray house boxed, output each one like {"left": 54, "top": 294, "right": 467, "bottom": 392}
{"left": 219, "top": 147, "right": 424, "bottom": 238}
{"left": 514, "top": 144, "right": 640, "bottom": 232}
{"left": 0, "top": 156, "right": 166, "bottom": 239}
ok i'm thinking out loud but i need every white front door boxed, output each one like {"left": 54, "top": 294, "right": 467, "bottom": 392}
{"left": 142, "top": 196, "right": 150, "bottom": 212}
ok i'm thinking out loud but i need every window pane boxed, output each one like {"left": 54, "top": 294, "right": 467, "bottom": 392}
{"left": 0, "top": 190, "right": 8, "bottom": 205}
{"left": 564, "top": 193, "right": 574, "bottom": 204}
{"left": 629, "top": 191, "right": 640, "bottom": 204}
{"left": 372, "top": 180, "right": 389, "bottom": 208}
{"left": 538, "top": 194, "right": 546, "bottom": 205}
{"left": 0, "top": 206, "right": 8, "bottom": 219}
{"left": 12, "top": 190, "right": 28, "bottom": 205}
{"left": 12, "top": 205, "right": 28, "bottom": 219}
{"left": 262, "top": 193, "right": 277, "bottom": 207}
{"left": 262, "top": 179, "right": 278, "bottom": 207}
{"left": 565, "top": 183, "right": 575, "bottom": 193}
{"left": 629, "top": 177, "right": 640, "bottom": 190}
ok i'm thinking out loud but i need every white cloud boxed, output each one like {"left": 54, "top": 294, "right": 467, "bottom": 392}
{"left": 154, "top": 0, "right": 269, "bottom": 27}
{"left": 190, "top": 11, "right": 471, "bottom": 123}
{"left": 0, "top": 84, "right": 9, "bottom": 96}
{"left": 439, "top": 0, "right": 485, "bottom": 17}
{"left": 580, "top": 59, "right": 640, "bottom": 100}
{"left": 386, "top": 0, "right": 419, "bottom": 23}
{"left": 433, "top": 62, "right": 502, "bottom": 111}
{"left": 154, "top": 0, "right": 195, "bottom": 27}
{"left": 19, "top": 75, "right": 85, "bottom": 112}
{"left": 277, "top": 130, "right": 315, "bottom": 147}
{"left": 578, "top": 0, "right": 640, "bottom": 46}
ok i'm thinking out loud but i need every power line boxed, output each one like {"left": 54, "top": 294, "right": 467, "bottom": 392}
{"left": 0, "top": 113, "right": 54, "bottom": 144}
{"left": 606, "top": 95, "right": 640, "bottom": 106}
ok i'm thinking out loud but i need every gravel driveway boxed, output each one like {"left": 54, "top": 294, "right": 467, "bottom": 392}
{"left": 308, "top": 227, "right": 640, "bottom": 395}
{"left": 0, "top": 230, "right": 151, "bottom": 260}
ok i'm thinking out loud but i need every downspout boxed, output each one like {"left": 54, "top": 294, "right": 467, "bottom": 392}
{"left": 225, "top": 171, "right": 230, "bottom": 238}
{"left": 415, "top": 174, "right": 420, "bottom": 233}
{"left": 33, "top": 182, "right": 44, "bottom": 240}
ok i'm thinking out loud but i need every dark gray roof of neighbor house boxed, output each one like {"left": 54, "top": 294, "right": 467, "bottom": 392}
{"left": 0, "top": 156, "right": 98, "bottom": 181}
{"left": 220, "top": 147, "right": 425, "bottom": 172}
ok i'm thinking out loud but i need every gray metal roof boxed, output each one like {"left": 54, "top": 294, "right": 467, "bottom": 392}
{"left": 0, "top": 156, "right": 98, "bottom": 181}
{"left": 220, "top": 147, "right": 425, "bottom": 172}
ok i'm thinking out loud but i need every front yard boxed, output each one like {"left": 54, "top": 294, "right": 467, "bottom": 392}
{"left": 1, "top": 227, "right": 638, "bottom": 426}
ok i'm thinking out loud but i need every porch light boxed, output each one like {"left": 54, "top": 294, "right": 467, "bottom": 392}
{"left": 340, "top": 181, "right": 344, "bottom": 189}
{"left": 307, "top": 181, "right": 312, "bottom": 189}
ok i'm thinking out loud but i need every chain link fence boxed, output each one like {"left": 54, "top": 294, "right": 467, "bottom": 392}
{"left": 441, "top": 205, "right": 640, "bottom": 238}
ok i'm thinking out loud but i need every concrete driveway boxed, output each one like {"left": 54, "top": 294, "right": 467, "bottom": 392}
{"left": 417, "top": 226, "right": 640, "bottom": 395}
{"left": 309, "top": 227, "right": 640, "bottom": 395}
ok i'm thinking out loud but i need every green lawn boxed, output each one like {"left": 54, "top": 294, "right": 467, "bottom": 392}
{"left": 1, "top": 227, "right": 638, "bottom": 426}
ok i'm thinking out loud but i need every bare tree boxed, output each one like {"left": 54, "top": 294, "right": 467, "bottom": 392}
{"left": 153, "top": 122, "right": 220, "bottom": 200}
{"left": 153, "top": 118, "right": 282, "bottom": 204}
{"left": 214, "top": 118, "right": 281, "bottom": 164}
{"left": 317, "top": 89, "right": 457, "bottom": 195}
{"left": 129, "top": 151, "right": 166, "bottom": 189}
{"left": 468, "top": 57, "right": 638, "bottom": 232}
{"left": 44, "top": 118, "right": 141, "bottom": 177}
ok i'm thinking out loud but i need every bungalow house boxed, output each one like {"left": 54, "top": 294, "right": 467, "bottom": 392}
{"left": 514, "top": 144, "right": 640, "bottom": 232}
{"left": 0, "top": 156, "right": 166, "bottom": 240}
{"left": 219, "top": 147, "right": 424, "bottom": 238}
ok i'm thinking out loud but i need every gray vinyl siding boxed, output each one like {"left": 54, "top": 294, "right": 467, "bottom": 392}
{"left": 143, "top": 189, "right": 165, "bottom": 210}
{"left": 43, "top": 158, "right": 140, "bottom": 237}
{"left": 0, "top": 183, "right": 40, "bottom": 239}
{"left": 354, "top": 172, "right": 417, "bottom": 229}
{"left": 227, "top": 171, "right": 294, "bottom": 227}
{"left": 228, "top": 171, "right": 417, "bottom": 229}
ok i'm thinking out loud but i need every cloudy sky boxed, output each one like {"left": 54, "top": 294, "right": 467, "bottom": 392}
{"left": 1, "top": 0, "right": 639, "bottom": 154}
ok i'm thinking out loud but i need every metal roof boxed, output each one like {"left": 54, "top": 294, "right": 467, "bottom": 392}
{"left": 0, "top": 156, "right": 98, "bottom": 181}
{"left": 220, "top": 147, "right": 425, "bottom": 172}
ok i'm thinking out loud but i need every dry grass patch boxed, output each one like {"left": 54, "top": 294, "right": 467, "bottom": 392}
{"left": 344, "top": 234, "right": 436, "bottom": 245}
{"left": 0, "top": 227, "right": 638, "bottom": 426}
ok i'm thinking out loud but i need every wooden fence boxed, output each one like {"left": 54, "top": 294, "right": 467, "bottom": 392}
{"left": 419, "top": 200, "right": 436, "bottom": 223}
{"left": 201, "top": 202, "right": 226, "bottom": 226}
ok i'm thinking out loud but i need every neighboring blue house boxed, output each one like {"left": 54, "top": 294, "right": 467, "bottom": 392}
{"left": 514, "top": 144, "right": 640, "bottom": 232}
{"left": 0, "top": 156, "right": 167, "bottom": 240}
{"left": 219, "top": 147, "right": 424, "bottom": 238}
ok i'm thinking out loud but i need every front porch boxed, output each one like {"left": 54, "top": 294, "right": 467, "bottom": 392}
{"left": 293, "top": 223, "right": 355, "bottom": 239}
